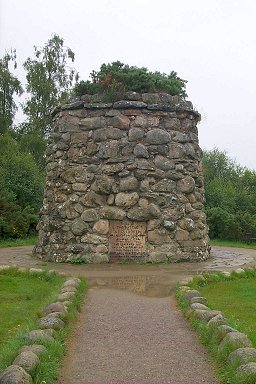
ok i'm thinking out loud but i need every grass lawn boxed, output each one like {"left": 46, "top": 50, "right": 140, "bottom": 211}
{"left": 0, "top": 268, "right": 87, "bottom": 383}
{"left": 0, "top": 236, "right": 37, "bottom": 248}
{"left": 199, "top": 275, "right": 256, "bottom": 347}
{"left": 210, "top": 238, "right": 256, "bottom": 250}
{"left": 0, "top": 269, "right": 65, "bottom": 372}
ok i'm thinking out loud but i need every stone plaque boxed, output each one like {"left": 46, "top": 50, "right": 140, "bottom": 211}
{"left": 109, "top": 221, "right": 146, "bottom": 261}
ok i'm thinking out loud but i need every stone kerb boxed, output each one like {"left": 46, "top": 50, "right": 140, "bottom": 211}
{"left": 35, "top": 92, "right": 209, "bottom": 263}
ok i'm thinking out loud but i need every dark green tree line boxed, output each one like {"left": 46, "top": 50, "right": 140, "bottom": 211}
{"left": 203, "top": 148, "right": 256, "bottom": 241}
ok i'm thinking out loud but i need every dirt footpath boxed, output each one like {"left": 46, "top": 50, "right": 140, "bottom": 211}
{"left": 58, "top": 289, "right": 219, "bottom": 384}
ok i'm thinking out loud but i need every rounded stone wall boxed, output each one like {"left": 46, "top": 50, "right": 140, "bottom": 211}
{"left": 35, "top": 92, "right": 210, "bottom": 263}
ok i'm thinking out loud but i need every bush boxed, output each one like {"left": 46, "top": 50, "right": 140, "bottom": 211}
{"left": 73, "top": 61, "right": 187, "bottom": 98}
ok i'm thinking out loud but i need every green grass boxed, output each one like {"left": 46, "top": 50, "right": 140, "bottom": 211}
{"left": 199, "top": 274, "right": 256, "bottom": 347}
{"left": 0, "top": 268, "right": 87, "bottom": 383}
{"left": 177, "top": 270, "right": 256, "bottom": 384}
{"left": 0, "top": 236, "right": 37, "bottom": 248}
{"left": 210, "top": 238, "right": 256, "bottom": 250}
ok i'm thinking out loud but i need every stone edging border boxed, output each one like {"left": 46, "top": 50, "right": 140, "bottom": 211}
{"left": 0, "top": 265, "right": 82, "bottom": 384}
{"left": 177, "top": 267, "right": 256, "bottom": 383}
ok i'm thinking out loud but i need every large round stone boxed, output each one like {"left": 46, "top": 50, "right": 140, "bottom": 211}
{"left": 13, "top": 351, "right": 39, "bottom": 373}
{"left": 236, "top": 362, "right": 256, "bottom": 381}
{"left": 37, "top": 315, "right": 65, "bottom": 330}
{"left": 177, "top": 176, "right": 195, "bottom": 193}
{"left": 145, "top": 129, "right": 171, "bottom": 144}
{"left": 19, "top": 344, "right": 47, "bottom": 356}
{"left": 43, "top": 302, "right": 67, "bottom": 316}
{"left": 218, "top": 332, "right": 253, "bottom": 356}
{"left": 115, "top": 192, "right": 139, "bottom": 208}
{"left": 22, "top": 329, "right": 55, "bottom": 343}
{"left": 228, "top": 348, "right": 256, "bottom": 366}
{"left": 119, "top": 176, "right": 139, "bottom": 191}
{"left": 93, "top": 220, "right": 109, "bottom": 234}
{"left": 100, "top": 206, "right": 126, "bottom": 220}
{"left": 71, "top": 218, "right": 88, "bottom": 235}
{"left": 0, "top": 365, "right": 32, "bottom": 384}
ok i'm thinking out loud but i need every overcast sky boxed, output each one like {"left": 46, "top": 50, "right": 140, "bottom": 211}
{"left": 1, "top": 0, "right": 256, "bottom": 170}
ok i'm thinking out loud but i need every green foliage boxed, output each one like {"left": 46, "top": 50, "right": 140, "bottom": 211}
{"left": 0, "top": 50, "right": 23, "bottom": 134}
{"left": 0, "top": 267, "right": 87, "bottom": 384}
{"left": 70, "top": 257, "right": 88, "bottom": 264}
{"left": 177, "top": 271, "right": 256, "bottom": 384}
{"left": 0, "top": 134, "right": 44, "bottom": 239}
{"left": 74, "top": 60, "right": 187, "bottom": 98}
{"left": 203, "top": 148, "right": 256, "bottom": 241}
{"left": 23, "top": 34, "right": 79, "bottom": 136}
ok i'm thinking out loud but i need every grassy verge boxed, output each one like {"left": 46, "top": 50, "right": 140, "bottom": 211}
{"left": 0, "top": 267, "right": 87, "bottom": 384}
{"left": 0, "top": 236, "right": 37, "bottom": 248}
{"left": 210, "top": 239, "right": 256, "bottom": 250}
{"left": 177, "top": 270, "right": 256, "bottom": 384}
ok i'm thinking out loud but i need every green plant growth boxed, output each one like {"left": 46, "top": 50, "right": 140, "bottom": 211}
{"left": 210, "top": 239, "right": 256, "bottom": 250}
{"left": 23, "top": 34, "right": 79, "bottom": 136}
{"left": 73, "top": 60, "right": 187, "bottom": 99}
{"left": 0, "top": 268, "right": 87, "bottom": 384}
{"left": 199, "top": 274, "right": 256, "bottom": 347}
{"left": 70, "top": 256, "right": 88, "bottom": 264}
{"left": 0, "top": 268, "right": 65, "bottom": 370}
{"left": 0, "top": 134, "right": 44, "bottom": 239}
{"left": 177, "top": 270, "right": 256, "bottom": 384}
{"left": 203, "top": 148, "right": 256, "bottom": 241}
{"left": 0, "top": 236, "right": 37, "bottom": 248}
{"left": 0, "top": 49, "right": 23, "bottom": 134}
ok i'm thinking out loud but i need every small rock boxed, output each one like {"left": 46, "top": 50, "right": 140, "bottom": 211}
{"left": 194, "top": 310, "right": 222, "bottom": 321}
{"left": 179, "top": 277, "right": 193, "bottom": 286}
{"left": 190, "top": 297, "right": 208, "bottom": 305}
{"left": 57, "top": 291, "right": 75, "bottom": 301}
{"left": 236, "top": 362, "right": 256, "bottom": 380}
{"left": 145, "top": 129, "right": 171, "bottom": 144}
{"left": 62, "top": 279, "right": 80, "bottom": 288}
{"left": 93, "top": 219, "right": 109, "bottom": 235}
{"left": 179, "top": 286, "right": 191, "bottom": 293}
{"left": 183, "top": 290, "right": 201, "bottom": 303}
{"left": 19, "top": 344, "right": 47, "bottom": 356}
{"left": 228, "top": 348, "right": 256, "bottom": 366}
{"left": 13, "top": 351, "right": 39, "bottom": 373}
{"left": 134, "top": 144, "right": 149, "bottom": 158}
{"left": 190, "top": 303, "right": 209, "bottom": 311}
{"left": 208, "top": 314, "right": 227, "bottom": 326}
{"left": 218, "top": 332, "right": 253, "bottom": 356}
{"left": 235, "top": 268, "right": 245, "bottom": 274}
{"left": 22, "top": 329, "right": 55, "bottom": 343}
{"left": 119, "top": 176, "right": 139, "bottom": 192}
{"left": 29, "top": 268, "right": 43, "bottom": 273}
{"left": 37, "top": 315, "right": 65, "bottom": 330}
{"left": 43, "top": 302, "right": 67, "bottom": 316}
{"left": 60, "top": 285, "right": 77, "bottom": 294}
{"left": 222, "top": 271, "right": 231, "bottom": 277}
{"left": 214, "top": 325, "right": 238, "bottom": 343}
{"left": 0, "top": 365, "right": 32, "bottom": 384}
{"left": 115, "top": 192, "right": 139, "bottom": 208}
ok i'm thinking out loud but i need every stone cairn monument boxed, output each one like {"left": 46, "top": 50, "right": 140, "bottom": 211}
{"left": 35, "top": 92, "right": 210, "bottom": 263}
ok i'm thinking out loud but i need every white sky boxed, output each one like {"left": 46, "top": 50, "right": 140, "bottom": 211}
{"left": 1, "top": 0, "right": 256, "bottom": 170}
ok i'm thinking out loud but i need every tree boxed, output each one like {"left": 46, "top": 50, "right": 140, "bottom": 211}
{"left": 23, "top": 34, "right": 79, "bottom": 136}
{"left": 203, "top": 148, "right": 256, "bottom": 240}
{"left": 0, "top": 50, "right": 23, "bottom": 134}
{"left": 74, "top": 61, "right": 187, "bottom": 98}
{"left": 0, "top": 133, "right": 44, "bottom": 238}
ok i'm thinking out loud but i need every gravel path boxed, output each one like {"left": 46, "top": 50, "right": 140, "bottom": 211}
{"left": 58, "top": 288, "right": 220, "bottom": 384}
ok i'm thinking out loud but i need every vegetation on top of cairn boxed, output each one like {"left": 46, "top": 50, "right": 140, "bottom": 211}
{"left": 73, "top": 61, "right": 187, "bottom": 99}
